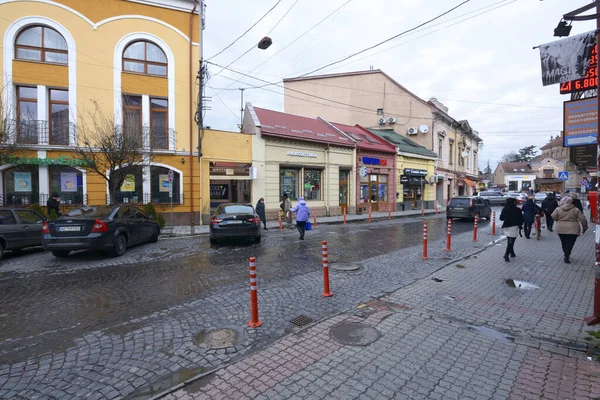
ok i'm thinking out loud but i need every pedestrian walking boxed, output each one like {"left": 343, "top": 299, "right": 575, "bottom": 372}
{"left": 541, "top": 192, "right": 559, "bottom": 231}
{"left": 47, "top": 193, "right": 61, "bottom": 217}
{"left": 290, "top": 197, "right": 310, "bottom": 240}
{"left": 500, "top": 197, "right": 523, "bottom": 262}
{"left": 551, "top": 196, "right": 588, "bottom": 264}
{"left": 569, "top": 192, "right": 584, "bottom": 213}
{"left": 521, "top": 196, "right": 542, "bottom": 239}
{"left": 282, "top": 193, "right": 292, "bottom": 224}
{"left": 255, "top": 198, "right": 267, "bottom": 230}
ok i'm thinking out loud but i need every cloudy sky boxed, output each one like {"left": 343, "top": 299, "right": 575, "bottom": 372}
{"left": 201, "top": 0, "right": 596, "bottom": 170}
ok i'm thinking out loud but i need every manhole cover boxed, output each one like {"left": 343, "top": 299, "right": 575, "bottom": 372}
{"left": 193, "top": 328, "right": 238, "bottom": 349}
{"left": 291, "top": 315, "right": 313, "bottom": 327}
{"left": 329, "top": 322, "right": 381, "bottom": 346}
{"left": 330, "top": 262, "right": 361, "bottom": 272}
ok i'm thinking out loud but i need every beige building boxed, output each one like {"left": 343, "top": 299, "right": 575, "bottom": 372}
{"left": 283, "top": 70, "right": 434, "bottom": 150}
{"left": 535, "top": 135, "right": 592, "bottom": 193}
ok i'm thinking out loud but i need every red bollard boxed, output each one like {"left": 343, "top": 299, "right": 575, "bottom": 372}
{"left": 422, "top": 221, "right": 428, "bottom": 260}
{"left": 435, "top": 201, "right": 439, "bottom": 215}
{"left": 368, "top": 206, "right": 372, "bottom": 223}
{"left": 343, "top": 208, "right": 347, "bottom": 225}
{"left": 421, "top": 204, "right": 425, "bottom": 217}
{"left": 472, "top": 215, "right": 479, "bottom": 242}
{"left": 492, "top": 211, "right": 496, "bottom": 236}
{"left": 322, "top": 241, "right": 333, "bottom": 297}
{"left": 313, "top": 215, "right": 317, "bottom": 228}
{"left": 388, "top": 204, "right": 391, "bottom": 220}
{"left": 445, "top": 219, "right": 452, "bottom": 251}
{"left": 278, "top": 215, "right": 283, "bottom": 231}
{"left": 585, "top": 268, "right": 600, "bottom": 325}
{"left": 248, "top": 257, "right": 262, "bottom": 328}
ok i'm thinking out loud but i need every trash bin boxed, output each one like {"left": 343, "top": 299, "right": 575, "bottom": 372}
{"left": 589, "top": 191, "right": 597, "bottom": 223}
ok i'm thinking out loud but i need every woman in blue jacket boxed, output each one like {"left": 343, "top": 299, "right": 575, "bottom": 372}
{"left": 290, "top": 197, "right": 310, "bottom": 240}
{"left": 521, "top": 196, "right": 542, "bottom": 239}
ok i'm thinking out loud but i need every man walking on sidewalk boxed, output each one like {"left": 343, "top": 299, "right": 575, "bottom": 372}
{"left": 542, "top": 192, "right": 558, "bottom": 231}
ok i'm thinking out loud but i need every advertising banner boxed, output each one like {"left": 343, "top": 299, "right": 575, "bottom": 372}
{"left": 564, "top": 97, "right": 598, "bottom": 147}
{"left": 121, "top": 174, "right": 135, "bottom": 192}
{"left": 60, "top": 172, "right": 77, "bottom": 192}
{"left": 159, "top": 174, "right": 170, "bottom": 192}
{"left": 539, "top": 30, "right": 598, "bottom": 86}
{"left": 14, "top": 172, "right": 31, "bottom": 192}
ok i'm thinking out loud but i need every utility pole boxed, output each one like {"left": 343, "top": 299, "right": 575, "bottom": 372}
{"left": 239, "top": 88, "right": 244, "bottom": 130}
{"left": 196, "top": 0, "right": 206, "bottom": 163}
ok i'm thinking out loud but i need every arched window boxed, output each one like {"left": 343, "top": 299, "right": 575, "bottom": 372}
{"left": 15, "top": 25, "right": 68, "bottom": 64}
{"left": 123, "top": 41, "right": 167, "bottom": 76}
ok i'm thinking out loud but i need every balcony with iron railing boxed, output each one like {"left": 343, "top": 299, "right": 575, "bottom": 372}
{"left": 111, "top": 125, "right": 177, "bottom": 151}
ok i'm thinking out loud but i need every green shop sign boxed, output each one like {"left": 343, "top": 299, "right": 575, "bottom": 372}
{"left": 3, "top": 156, "right": 93, "bottom": 167}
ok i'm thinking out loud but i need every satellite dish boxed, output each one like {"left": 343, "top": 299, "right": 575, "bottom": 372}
{"left": 419, "top": 124, "right": 429, "bottom": 133}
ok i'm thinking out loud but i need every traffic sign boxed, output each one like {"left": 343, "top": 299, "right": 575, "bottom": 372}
{"left": 168, "top": 169, "right": 174, "bottom": 183}
{"left": 580, "top": 179, "right": 589, "bottom": 187}
{"left": 558, "top": 171, "right": 569, "bottom": 181}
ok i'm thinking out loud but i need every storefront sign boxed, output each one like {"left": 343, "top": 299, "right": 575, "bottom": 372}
{"left": 570, "top": 143, "right": 597, "bottom": 168}
{"left": 210, "top": 184, "right": 229, "bottom": 199}
{"left": 403, "top": 168, "right": 428, "bottom": 176}
{"left": 121, "top": 175, "right": 135, "bottom": 192}
{"left": 14, "top": 172, "right": 31, "bottom": 192}
{"left": 361, "top": 157, "right": 388, "bottom": 166}
{"left": 287, "top": 151, "right": 317, "bottom": 158}
{"left": 3, "top": 156, "right": 92, "bottom": 167}
{"left": 506, "top": 175, "right": 533, "bottom": 180}
{"left": 60, "top": 172, "right": 77, "bottom": 192}
{"left": 210, "top": 163, "right": 250, "bottom": 176}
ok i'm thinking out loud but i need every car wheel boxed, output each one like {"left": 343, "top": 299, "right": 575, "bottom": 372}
{"left": 150, "top": 227, "right": 159, "bottom": 243}
{"left": 51, "top": 250, "right": 70, "bottom": 258}
{"left": 255, "top": 235, "right": 261, "bottom": 243}
{"left": 0, "top": 243, "right": 4, "bottom": 260}
{"left": 209, "top": 236, "right": 217, "bottom": 245}
{"left": 111, "top": 234, "right": 127, "bottom": 257}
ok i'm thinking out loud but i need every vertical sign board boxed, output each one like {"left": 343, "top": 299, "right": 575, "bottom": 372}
{"left": 564, "top": 97, "right": 598, "bottom": 147}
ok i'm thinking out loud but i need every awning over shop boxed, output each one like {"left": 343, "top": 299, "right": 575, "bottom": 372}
{"left": 401, "top": 176, "right": 428, "bottom": 185}
{"left": 535, "top": 178, "right": 563, "bottom": 185}
{"left": 463, "top": 178, "right": 476, "bottom": 187}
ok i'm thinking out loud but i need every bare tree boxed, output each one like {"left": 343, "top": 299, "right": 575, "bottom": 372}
{"left": 501, "top": 151, "right": 518, "bottom": 163}
{"left": 72, "top": 101, "right": 153, "bottom": 204}
{"left": 0, "top": 89, "right": 20, "bottom": 164}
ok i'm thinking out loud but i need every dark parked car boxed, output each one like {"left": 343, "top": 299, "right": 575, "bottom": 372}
{"left": 42, "top": 205, "right": 160, "bottom": 258}
{"left": 209, "top": 203, "right": 261, "bottom": 244}
{"left": 477, "top": 191, "right": 506, "bottom": 206}
{"left": 0, "top": 208, "right": 45, "bottom": 259}
{"left": 447, "top": 196, "right": 492, "bottom": 220}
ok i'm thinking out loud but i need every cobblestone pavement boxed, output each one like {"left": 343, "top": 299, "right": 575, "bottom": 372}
{"left": 161, "top": 214, "right": 600, "bottom": 400}
{"left": 0, "top": 211, "right": 501, "bottom": 399}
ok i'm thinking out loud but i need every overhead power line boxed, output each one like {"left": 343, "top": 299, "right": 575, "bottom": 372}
{"left": 207, "top": 0, "right": 282, "bottom": 61}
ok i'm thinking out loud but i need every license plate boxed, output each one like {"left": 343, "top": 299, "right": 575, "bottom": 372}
{"left": 453, "top": 208, "right": 464, "bottom": 210}
{"left": 58, "top": 226, "right": 81, "bottom": 232}
{"left": 227, "top": 220, "right": 244, "bottom": 224}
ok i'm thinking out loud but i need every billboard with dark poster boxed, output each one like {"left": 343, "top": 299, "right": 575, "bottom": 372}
{"left": 570, "top": 144, "right": 597, "bottom": 168}
{"left": 539, "top": 30, "right": 598, "bottom": 86}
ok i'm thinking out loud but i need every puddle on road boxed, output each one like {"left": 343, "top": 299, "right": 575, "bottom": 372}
{"left": 505, "top": 279, "right": 540, "bottom": 290}
{"left": 127, "top": 367, "right": 206, "bottom": 399}
{"left": 469, "top": 325, "right": 515, "bottom": 344}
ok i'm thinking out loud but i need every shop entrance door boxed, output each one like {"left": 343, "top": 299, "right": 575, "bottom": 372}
{"left": 339, "top": 170, "right": 348, "bottom": 214}
{"left": 369, "top": 183, "right": 378, "bottom": 212}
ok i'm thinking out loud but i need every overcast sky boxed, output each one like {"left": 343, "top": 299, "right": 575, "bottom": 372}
{"left": 201, "top": 0, "right": 596, "bottom": 170}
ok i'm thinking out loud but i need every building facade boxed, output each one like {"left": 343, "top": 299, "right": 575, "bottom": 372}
{"left": 493, "top": 162, "right": 536, "bottom": 192}
{"left": 0, "top": 0, "right": 204, "bottom": 224}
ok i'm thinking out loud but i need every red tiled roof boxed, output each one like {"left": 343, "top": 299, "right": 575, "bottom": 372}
{"left": 330, "top": 123, "right": 396, "bottom": 153}
{"left": 540, "top": 136, "right": 563, "bottom": 150}
{"left": 252, "top": 107, "right": 355, "bottom": 147}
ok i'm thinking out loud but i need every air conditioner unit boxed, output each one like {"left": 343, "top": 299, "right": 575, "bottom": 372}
{"left": 388, "top": 117, "right": 397, "bottom": 124}
{"left": 378, "top": 118, "right": 386, "bottom": 125}
{"left": 429, "top": 176, "right": 437, "bottom": 184}
{"left": 407, "top": 127, "right": 418, "bottom": 135}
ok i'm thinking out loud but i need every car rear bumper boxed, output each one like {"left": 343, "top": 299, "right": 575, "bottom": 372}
{"left": 42, "top": 233, "right": 112, "bottom": 251}
{"left": 210, "top": 225, "right": 261, "bottom": 239}
{"left": 447, "top": 211, "right": 474, "bottom": 218}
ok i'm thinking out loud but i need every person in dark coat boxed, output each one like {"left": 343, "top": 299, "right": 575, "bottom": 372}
{"left": 47, "top": 193, "right": 61, "bottom": 217}
{"left": 521, "top": 196, "right": 542, "bottom": 239}
{"left": 255, "top": 198, "right": 267, "bottom": 229}
{"left": 570, "top": 192, "right": 584, "bottom": 213}
{"left": 500, "top": 197, "right": 524, "bottom": 262}
{"left": 541, "top": 192, "right": 559, "bottom": 231}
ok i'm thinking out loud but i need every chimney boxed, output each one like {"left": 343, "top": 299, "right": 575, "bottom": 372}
{"left": 429, "top": 97, "right": 448, "bottom": 113}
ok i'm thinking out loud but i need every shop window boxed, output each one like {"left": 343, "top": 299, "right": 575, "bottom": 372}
{"left": 49, "top": 89, "right": 69, "bottom": 145}
{"left": 17, "top": 86, "right": 39, "bottom": 144}
{"left": 123, "top": 41, "right": 167, "bottom": 77}
{"left": 280, "top": 168, "right": 299, "bottom": 200}
{"left": 150, "top": 98, "right": 168, "bottom": 149}
{"left": 543, "top": 169, "right": 554, "bottom": 178}
{"left": 150, "top": 166, "right": 180, "bottom": 203}
{"left": 49, "top": 165, "right": 83, "bottom": 205}
{"left": 114, "top": 167, "right": 143, "bottom": 204}
{"left": 438, "top": 138, "right": 443, "bottom": 158}
{"left": 4, "top": 165, "right": 39, "bottom": 205}
{"left": 15, "top": 25, "right": 68, "bottom": 64}
{"left": 123, "top": 95, "right": 143, "bottom": 144}
{"left": 304, "top": 169, "right": 322, "bottom": 200}
{"left": 378, "top": 175, "right": 388, "bottom": 202}
{"left": 508, "top": 181, "right": 518, "bottom": 191}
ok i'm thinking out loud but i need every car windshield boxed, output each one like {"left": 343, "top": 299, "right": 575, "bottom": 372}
{"left": 221, "top": 205, "right": 254, "bottom": 214}
{"left": 64, "top": 206, "right": 116, "bottom": 218}
{"left": 450, "top": 198, "right": 471, "bottom": 207}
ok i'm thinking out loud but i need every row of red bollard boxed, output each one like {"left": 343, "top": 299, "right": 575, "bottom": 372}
{"left": 247, "top": 240, "right": 333, "bottom": 328}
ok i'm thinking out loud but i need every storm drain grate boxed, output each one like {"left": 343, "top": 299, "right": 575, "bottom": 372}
{"left": 291, "top": 315, "right": 314, "bottom": 327}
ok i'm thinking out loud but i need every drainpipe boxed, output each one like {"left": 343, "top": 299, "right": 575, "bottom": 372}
{"left": 188, "top": 1, "right": 197, "bottom": 227}
{"left": 326, "top": 143, "right": 330, "bottom": 216}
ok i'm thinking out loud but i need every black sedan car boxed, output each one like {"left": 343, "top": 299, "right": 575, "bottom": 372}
{"left": 209, "top": 203, "right": 261, "bottom": 244}
{"left": 42, "top": 205, "right": 160, "bottom": 258}
{"left": 0, "top": 208, "right": 46, "bottom": 259}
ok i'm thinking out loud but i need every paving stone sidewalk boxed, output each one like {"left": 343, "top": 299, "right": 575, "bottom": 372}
{"left": 162, "top": 224, "right": 600, "bottom": 399}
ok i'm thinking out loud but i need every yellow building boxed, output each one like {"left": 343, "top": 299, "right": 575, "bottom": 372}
{"left": 0, "top": 0, "right": 209, "bottom": 224}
